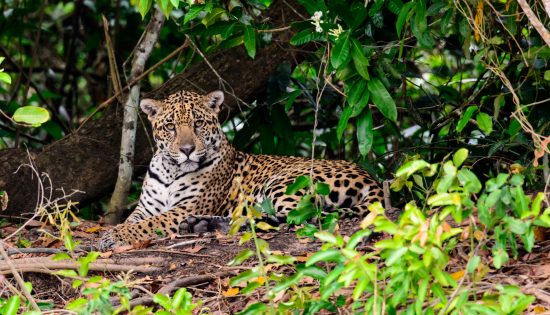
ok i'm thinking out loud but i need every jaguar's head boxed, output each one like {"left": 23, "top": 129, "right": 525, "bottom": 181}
{"left": 140, "top": 90, "right": 225, "bottom": 171}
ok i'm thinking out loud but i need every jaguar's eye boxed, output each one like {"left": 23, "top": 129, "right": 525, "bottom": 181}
{"left": 195, "top": 120, "right": 205, "bottom": 128}
{"left": 165, "top": 123, "right": 176, "bottom": 131}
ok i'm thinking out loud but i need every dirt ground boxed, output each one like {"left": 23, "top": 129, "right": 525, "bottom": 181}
{"left": 0, "top": 218, "right": 549, "bottom": 314}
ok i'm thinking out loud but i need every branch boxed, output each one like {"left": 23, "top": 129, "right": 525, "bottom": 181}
{"left": 517, "top": 0, "right": 550, "bottom": 47}
{"left": 105, "top": 6, "right": 165, "bottom": 224}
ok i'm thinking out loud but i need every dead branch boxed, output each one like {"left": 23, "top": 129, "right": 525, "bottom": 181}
{"left": 0, "top": 256, "right": 165, "bottom": 275}
{"left": 0, "top": 241, "right": 41, "bottom": 311}
{"left": 105, "top": 6, "right": 165, "bottom": 224}
{"left": 517, "top": 0, "right": 550, "bottom": 47}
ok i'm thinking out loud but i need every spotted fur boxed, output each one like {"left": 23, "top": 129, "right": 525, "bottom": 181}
{"left": 99, "top": 90, "right": 383, "bottom": 249}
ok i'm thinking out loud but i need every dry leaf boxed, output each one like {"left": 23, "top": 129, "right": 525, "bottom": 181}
{"left": 85, "top": 225, "right": 103, "bottom": 233}
{"left": 223, "top": 287, "right": 239, "bottom": 297}
{"left": 450, "top": 270, "right": 465, "bottom": 281}
{"left": 113, "top": 244, "right": 134, "bottom": 253}
{"left": 182, "top": 245, "right": 204, "bottom": 253}
{"left": 533, "top": 305, "right": 547, "bottom": 314}
{"left": 473, "top": 230, "right": 484, "bottom": 241}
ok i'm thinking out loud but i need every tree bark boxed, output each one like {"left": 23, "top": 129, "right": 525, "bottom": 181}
{"left": 105, "top": 7, "right": 165, "bottom": 224}
{"left": 0, "top": 1, "right": 306, "bottom": 217}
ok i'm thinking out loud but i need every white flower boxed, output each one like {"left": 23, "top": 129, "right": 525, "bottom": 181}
{"left": 311, "top": 11, "right": 324, "bottom": 33}
{"left": 329, "top": 24, "right": 344, "bottom": 39}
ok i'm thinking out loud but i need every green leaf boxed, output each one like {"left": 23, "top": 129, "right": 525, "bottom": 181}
{"left": 396, "top": 1, "right": 415, "bottom": 37}
{"left": 456, "top": 106, "right": 478, "bottom": 132}
{"left": 171, "top": 288, "right": 188, "bottom": 309}
{"left": 66, "top": 298, "right": 87, "bottom": 310}
{"left": 266, "top": 254, "right": 296, "bottom": 265}
{"left": 306, "top": 249, "right": 345, "bottom": 266}
{"left": 453, "top": 148, "right": 468, "bottom": 167}
{"left": 395, "top": 160, "right": 430, "bottom": 178}
{"left": 229, "top": 269, "right": 261, "bottom": 286}
{"left": 228, "top": 249, "right": 255, "bottom": 266}
{"left": 351, "top": 38, "right": 369, "bottom": 80}
{"left": 457, "top": 169, "right": 482, "bottom": 194}
{"left": 153, "top": 293, "right": 172, "bottom": 310}
{"left": 236, "top": 302, "right": 267, "bottom": 315}
{"left": 285, "top": 175, "right": 311, "bottom": 194}
{"left": 357, "top": 108, "right": 373, "bottom": 156}
{"left": 337, "top": 105, "right": 353, "bottom": 142}
{"left": 13, "top": 106, "right": 50, "bottom": 126}
{"left": 386, "top": 247, "right": 407, "bottom": 265}
{"left": 137, "top": 0, "right": 152, "bottom": 18}
{"left": 272, "top": 273, "right": 302, "bottom": 293}
{"left": 367, "top": 77, "right": 397, "bottom": 122}
{"left": 467, "top": 255, "right": 480, "bottom": 273}
{"left": 315, "top": 182, "right": 330, "bottom": 195}
{"left": 290, "top": 29, "right": 325, "bottom": 46}
{"left": 184, "top": 5, "right": 204, "bottom": 24}
{"left": 0, "top": 72, "right": 11, "bottom": 84}
{"left": 330, "top": 32, "right": 350, "bottom": 69}
{"left": 476, "top": 112, "right": 493, "bottom": 135}
{"left": 544, "top": 70, "right": 550, "bottom": 81}
{"left": 52, "top": 252, "right": 72, "bottom": 261}
{"left": 243, "top": 26, "right": 256, "bottom": 59}
{"left": 428, "top": 193, "right": 457, "bottom": 206}
{"left": 201, "top": 8, "right": 225, "bottom": 27}
{"left": 3, "top": 296, "right": 20, "bottom": 315}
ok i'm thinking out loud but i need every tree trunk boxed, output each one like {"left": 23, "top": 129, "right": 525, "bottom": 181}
{"left": 0, "top": 1, "right": 306, "bottom": 217}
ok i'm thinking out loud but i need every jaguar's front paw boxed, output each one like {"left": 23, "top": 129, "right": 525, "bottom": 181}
{"left": 98, "top": 228, "right": 128, "bottom": 251}
{"left": 178, "top": 215, "right": 231, "bottom": 234}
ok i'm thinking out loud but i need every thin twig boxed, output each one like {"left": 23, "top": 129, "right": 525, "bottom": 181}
{"left": 0, "top": 241, "right": 41, "bottom": 311}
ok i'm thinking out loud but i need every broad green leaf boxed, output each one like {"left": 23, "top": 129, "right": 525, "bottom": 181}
{"left": 306, "top": 249, "right": 345, "bottom": 266}
{"left": 395, "top": 160, "right": 430, "bottom": 178}
{"left": 456, "top": 106, "right": 478, "bottom": 132}
{"left": 351, "top": 38, "right": 370, "bottom": 80}
{"left": 243, "top": 26, "right": 256, "bottom": 58}
{"left": 184, "top": 5, "right": 204, "bottom": 24}
{"left": 201, "top": 8, "right": 225, "bottom": 27}
{"left": 396, "top": 1, "right": 415, "bottom": 37}
{"left": 314, "top": 231, "right": 341, "bottom": 246}
{"left": 272, "top": 274, "right": 302, "bottom": 293}
{"left": 330, "top": 32, "right": 350, "bottom": 69}
{"left": 337, "top": 105, "right": 353, "bottom": 141}
{"left": 453, "top": 148, "right": 468, "bottom": 167}
{"left": 290, "top": 29, "right": 325, "bottom": 46}
{"left": 285, "top": 175, "right": 311, "bottom": 194}
{"left": 237, "top": 302, "right": 267, "bottom": 315}
{"left": 357, "top": 108, "right": 373, "bottom": 156}
{"left": 228, "top": 249, "right": 254, "bottom": 266}
{"left": 266, "top": 254, "right": 296, "bottom": 265}
{"left": 137, "top": 0, "right": 152, "bottom": 18}
{"left": 428, "top": 193, "right": 458, "bottom": 206}
{"left": 13, "top": 106, "right": 50, "bottom": 126}
{"left": 386, "top": 247, "right": 408, "bottom": 265}
{"left": 229, "top": 268, "right": 261, "bottom": 286}
{"left": 315, "top": 182, "right": 330, "bottom": 195}
{"left": 476, "top": 112, "right": 493, "bottom": 134}
{"left": 3, "top": 296, "right": 20, "bottom": 315}
{"left": 367, "top": 77, "right": 397, "bottom": 122}
{"left": 0, "top": 72, "right": 11, "bottom": 84}
{"left": 457, "top": 169, "right": 482, "bottom": 193}
{"left": 153, "top": 294, "right": 172, "bottom": 310}
{"left": 545, "top": 70, "right": 550, "bottom": 81}
{"left": 467, "top": 255, "right": 480, "bottom": 273}
{"left": 65, "top": 298, "right": 87, "bottom": 311}
{"left": 171, "top": 288, "right": 189, "bottom": 309}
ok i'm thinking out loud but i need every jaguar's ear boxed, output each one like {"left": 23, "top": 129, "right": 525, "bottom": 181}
{"left": 203, "top": 90, "right": 224, "bottom": 114}
{"left": 140, "top": 98, "right": 163, "bottom": 120}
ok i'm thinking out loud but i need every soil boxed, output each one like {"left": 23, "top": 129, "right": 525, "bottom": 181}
{"left": 0, "top": 218, "right": 549, "bottom": 314}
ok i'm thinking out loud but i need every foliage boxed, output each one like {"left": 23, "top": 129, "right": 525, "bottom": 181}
{"left": 225, "top": 149, "right": 546, "bottom": 314}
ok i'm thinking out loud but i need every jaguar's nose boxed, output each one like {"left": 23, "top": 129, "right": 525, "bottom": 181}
{"left": 180, "top": 144, "right": 195, "bottom": 156}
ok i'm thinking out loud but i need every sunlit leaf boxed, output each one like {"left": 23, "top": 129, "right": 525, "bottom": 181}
{"left": 13, "top": 106, "right": 50, "bottom": 126}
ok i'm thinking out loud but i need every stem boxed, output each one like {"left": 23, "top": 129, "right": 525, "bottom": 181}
{"left": 105, "top": 6, "right": 165, "bottom": 224}
{"left": 249, "top": 218, "right": 276, "bottom": 314}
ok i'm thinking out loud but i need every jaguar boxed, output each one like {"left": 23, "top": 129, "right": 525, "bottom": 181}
{"left": 99, "top": 90, "right": 383, "bottom": 249}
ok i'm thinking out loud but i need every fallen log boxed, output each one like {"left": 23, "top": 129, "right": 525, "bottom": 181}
{"left": 0, "top": 1, "right": 306, "bottom": 217}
